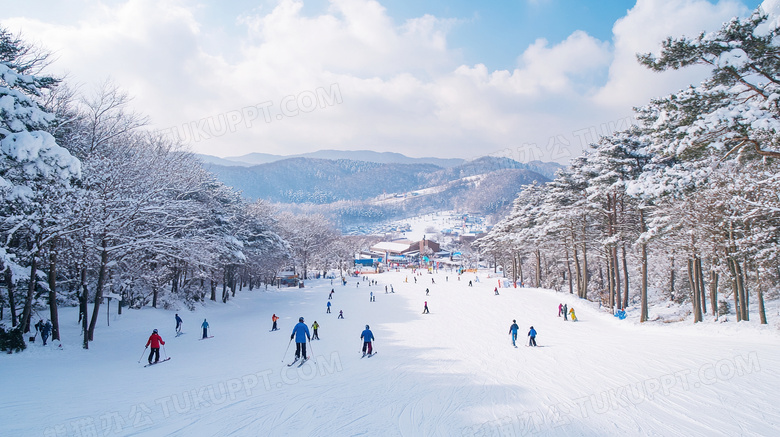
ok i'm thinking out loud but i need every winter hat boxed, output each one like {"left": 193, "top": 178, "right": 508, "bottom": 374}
{"left": 299, "top": 317, "right": 304, "bottom": 322}
{"left": 153, "top": 329, "right": 158, "bottom": 333}
{"left": 513, "top": 319, "right": 516, "bottom": 323}
{"left": 365, "top": 325, "right": 370, "bottom": 329}
{"left": 530, "top": 326, "right": 534, "bottom": 329}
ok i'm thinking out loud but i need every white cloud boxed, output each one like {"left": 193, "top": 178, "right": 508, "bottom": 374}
{"left": 0, "top": 0, "right": 760, "bottom": 163}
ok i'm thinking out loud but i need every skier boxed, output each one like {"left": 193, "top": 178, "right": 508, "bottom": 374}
{"left": 272, "top": 314, "right": 279, "bottom": 331}
{"left": 422, "top": 301, "right": 429, "bottom": 314}
{"left": 385, "top": 285, "right": 388, "bottom": 294}
{"left": 329, "top": 289, "right": 334, "bottom": 300}
{"left": 312, "top": 321, "right": 320, "bottom": 340}
{"left": 175, "top": 314, "right": 183, "bottom": 335}
{"left": 563, "top": 304, "right": 568, "bottom": 321}
{"left": 431, "top": 278, "right": 435, "bottom": 284}
{"left": 558, "top": 303, "right": 563, "bottom": 317}
{"left": 528, "top": 326, "right": 537, "bottom": 347}
{"left": 494, "top": 287, "right": 499, "bottom": 295}
{"left": 290, "top": 317, "right": 311, "bottom": 362}
{"left": 370, "top": 291, "right": 373, "bottom": 302}
{"left": 201, "top": 319, "right": 209, "bottom": 339}
{"left": 390, "top": 285, "right": 394, "bottom": 293}
{"left": 508, "top": 319, "right": 519, "bottom": 347}
{"left": 468, "top": 280, "right": 473, "bottom": 287}
{"left": 338, "top": 310, "right": 344, "bottom": 319}
{"left": 41, "top": 320, "right": 52, "bottom": 346}
{"left": 426, "top": 288, "right": 429, "bottom": 296}
{"left": 327, "top": 301, "right": 332, "bottom": 313}
{"left": 145, "top": 329, "right": 165, "bottom": 364}
{"left": 569, "top": 307, "right": 578, "bottom": 322}
{"left": 361, "top": 324, "right": 374, "bottom": 357}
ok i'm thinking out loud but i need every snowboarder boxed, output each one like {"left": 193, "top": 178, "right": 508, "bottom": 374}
{"left": 327, "top": 301, "right": 332, "bottom": 313}
{"left": 528, "top": 326, "right": 537, "bottom": 347}
{"left": 361, "top": 324, "right": 374, "bottom": 357}
{"left": 272, "top": 314, "right": 279, "bottom": 331}
{"left": 146, "top": 329, "right": 165, "bottom": 364}
{"left": 41, "top": 320, "right": 52, "bottom": 345}
{"left": 175, "top": 314, "right": 183, "bottom": 335}
{"left": 558, "top": 303, "right": 563, "bottom": 317}
{"left": 569, "top": 307, "right": 578, "bottom": 322}
{"left": 201, "top": 319, "right": 209, "bottom": 339}
{"left": 563, "top": 304, "right": 568, "bottom": 321}
{"left": 290, "top": 317, "right": 311, "bottom": 362}
{"left": 508, "top": 319, "right": 519, "bottom": 347}
{"left": 312, "top": 321, "right": 320, "bottom": 340}
{"left": 422, "top": 301, "right": 429, "bottom": 314}
{"left": 338, "top": 310, "right": 344, "bottom": 319}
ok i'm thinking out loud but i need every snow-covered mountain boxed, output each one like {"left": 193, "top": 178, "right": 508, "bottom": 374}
{"left": 196, "top": 149, "right": 465, "bottom": 169}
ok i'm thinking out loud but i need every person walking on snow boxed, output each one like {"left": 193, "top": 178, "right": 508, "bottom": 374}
{"left": 563, "top": 304, "right": 568, "bottom": 321}
{"left": 508, "top": 319, "right": 519, "bottom": 347}
{"left": 41, "top": 320, "right": 52, "bottom": 345}
{"left": 312, "top": 321, "right": 320, "bottom": 340}
{"left": 423, "top": 301, "right": 430, "bottom": 314}
{"left": 290, "top": 317, "right": 311, "bottom": 361}
{"left": 528, "top": 326, "right": 537, "bottom": 347}
{"left": 145, "top": 329, "right": 165, "bottom": 364}
{"left": 569, "top": 307, "right": 578, "bottom": 321}
{"left": 201, "top": 319, "right": 209, "bottom": 339}
{"left": 558, "top": 303, "right": 563, "bottom": 317}
{"left": 327, "top": 301, "right": 332, "bottom": 313}
{"left": 175, "top": 314, "right": 183, "bottom": 335}
{"left": 361, "top": 324, "right": 374, "bottom": 357}
{"left": 272, "top": 314, "right": 279, "bottom": 331}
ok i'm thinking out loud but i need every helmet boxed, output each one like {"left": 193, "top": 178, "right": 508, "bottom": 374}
{"left": 513, "top": 319, "right": 516, "bottom": 323}
{"left": 365, "top": 325, "right": 369, "bottom": 329}
{"left": 153, "top": 329, "right": 158, "bottom": 333}
{"left": 299, "top": 317, "right": 304, "bottom": 322}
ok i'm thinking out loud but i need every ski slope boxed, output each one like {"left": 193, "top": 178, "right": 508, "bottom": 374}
{"left": 2, "top": 270, "right": 779, "bottom": 436}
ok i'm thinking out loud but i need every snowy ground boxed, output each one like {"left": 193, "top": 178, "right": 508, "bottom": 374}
{"left": 2, "top": 270, "right": 780, "bottom": 437}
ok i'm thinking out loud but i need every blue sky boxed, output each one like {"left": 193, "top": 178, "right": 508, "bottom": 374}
{"left": 1, "top": 0, "right": 769, "bottom": 162}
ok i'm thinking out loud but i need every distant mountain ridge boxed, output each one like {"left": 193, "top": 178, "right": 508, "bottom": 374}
{"left": 197, "top": 149, "right": 464, "bottom": 169}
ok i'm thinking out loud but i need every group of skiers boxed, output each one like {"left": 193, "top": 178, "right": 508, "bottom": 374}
{"left": 508, "top": 320, "right": 537, "bottom": 347}
{"left": 558, "top": 303, "right": 577, "bottom": 321}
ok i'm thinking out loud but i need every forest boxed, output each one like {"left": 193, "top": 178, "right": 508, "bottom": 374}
{"left": 477, "top": 10, "right": 780, "bottom": 324}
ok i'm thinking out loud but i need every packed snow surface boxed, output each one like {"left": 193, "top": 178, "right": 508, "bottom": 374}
{"left": 2, "top": 270, "right": 779, "bottom": 436}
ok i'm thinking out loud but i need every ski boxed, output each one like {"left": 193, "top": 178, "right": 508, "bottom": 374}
{"left": 198, "top": 336, "right": 214, "bottom": 341}
{"left": 287, "top": 358, "right": 299, "bottom": 367}
{"left": 366, "top": 352, "right": 377, "bottom": 358}
{"left": 297, "top": 357, "right": 310, "bottom": 367}
{"left": 144, "top": 357, "right": 171, "bottom": 367}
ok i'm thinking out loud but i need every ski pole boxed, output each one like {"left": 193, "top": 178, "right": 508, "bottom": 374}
{"left": 138, "top": 346, "right": 147, "bottom": 363}
{"left": 163, "top": 344, "right": 168, "bottom": 359}
{"left": 281, "top": 338, "right": 292, "bottom": 362}
{"left": 308, "top": 339, "right": 315, "bottom": 364}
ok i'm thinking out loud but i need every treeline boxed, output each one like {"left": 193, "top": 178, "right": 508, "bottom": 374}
{"left": 477, "top": 9, "right": 779, "bottom": 324}
{"left": 0, "top": 29, "right": 355, "bottom": 351}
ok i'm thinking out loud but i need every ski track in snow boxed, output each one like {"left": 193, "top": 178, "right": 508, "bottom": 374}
{"left": 2, "top": 271, "right": 780, "bottom": 436}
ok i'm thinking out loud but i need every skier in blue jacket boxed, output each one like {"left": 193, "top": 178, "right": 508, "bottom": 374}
{"left": 361, "top": 325, "right": 374, "bottom": 357}
{"left": 291, "top": 317, "right": 311, "bottom": 361}
{"left": 508, "top": 319, "right": 519, "bottom": 347}
{"left": 528, "top": 326, "right": 537, "bottom": 347}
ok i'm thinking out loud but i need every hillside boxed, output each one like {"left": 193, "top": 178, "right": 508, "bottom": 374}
{"left": 5, "top": 270, "right": 778, "bottom": 436}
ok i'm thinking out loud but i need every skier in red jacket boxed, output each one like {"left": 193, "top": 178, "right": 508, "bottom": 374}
{"left": 145, "top": 329, "right": 165, "bottom": 364}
